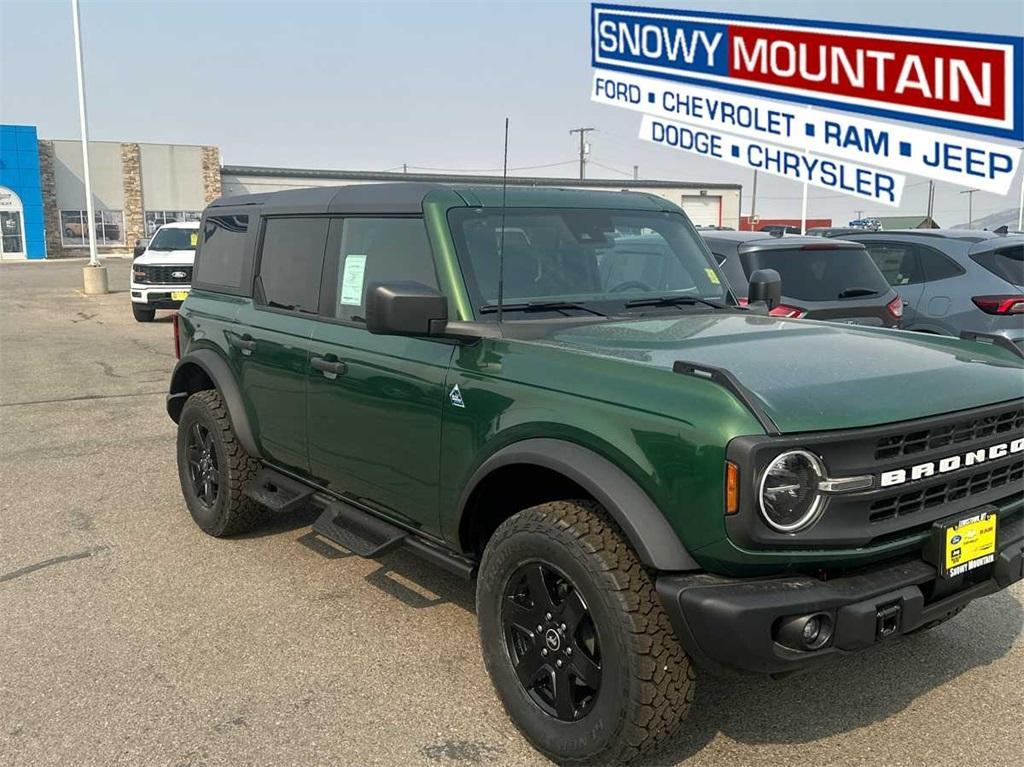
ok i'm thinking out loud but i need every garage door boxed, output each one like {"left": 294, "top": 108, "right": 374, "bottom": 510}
{"left": 681, "top": 195, "right": 722, "bottom": 227}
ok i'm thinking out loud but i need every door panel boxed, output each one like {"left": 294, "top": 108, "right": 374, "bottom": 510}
{"left": 233, "top": 304, "right": 314, "bottom": 473}
{"left": 307, "top": 324, "right": 454, "bottom": 533}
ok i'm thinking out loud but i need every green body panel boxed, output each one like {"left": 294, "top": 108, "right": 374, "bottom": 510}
{"left": 306, "top": 322, "right": 455, "bottom": 531}
{"left": 176, "top": 187, "right": 1024, "bottom": 579}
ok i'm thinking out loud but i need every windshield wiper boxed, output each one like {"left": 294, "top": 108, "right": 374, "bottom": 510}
{"left": 479, "top": 301, "right": 607, "bottom": 317}
{"left": 623, "top": 295, "right": 731, "bottom": 311}
{"left": 837, "top": 287, "right": 878, "bottom": 299}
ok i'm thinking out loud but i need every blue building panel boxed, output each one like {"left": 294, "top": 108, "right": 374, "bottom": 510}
{"left": 0, "top": 124, "right": 46, "bottom": 258}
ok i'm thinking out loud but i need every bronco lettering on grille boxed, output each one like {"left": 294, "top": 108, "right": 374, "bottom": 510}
{"left": 880, "top": 438, "right": 1024, "bottom": 487}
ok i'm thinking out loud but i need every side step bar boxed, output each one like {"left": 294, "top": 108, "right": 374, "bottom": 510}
{"left": 247, "top": 466, "right": 477, "bottom": 579}
{"left": 243, "top": 468, "right": 315, "bottom": 513}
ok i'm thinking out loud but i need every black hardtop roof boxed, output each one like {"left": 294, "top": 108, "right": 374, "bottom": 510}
{"left": 208, "top": 182, "right": 679, "bottom": 215}
{"left": 701, "top": 230, "right": 864, "bottom": 251}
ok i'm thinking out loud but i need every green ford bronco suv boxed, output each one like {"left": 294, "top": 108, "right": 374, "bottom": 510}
{"left": 167, "top": 183, "right": 1024, "bottom": 764}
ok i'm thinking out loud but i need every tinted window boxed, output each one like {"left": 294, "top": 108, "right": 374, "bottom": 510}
{"left": 739, "top": 246, "right": 890, "bottom": 302}
{"left": 862, "top": 242, "right": 924, "bottom": 285}
{"left": 256, "top": 217, "right": 329, "bottom": 314}
{"left": 194, "top": 214, "right": 250, "bottom": 289}
{"left": 917, "top": 247, "right": 964, "bottom": 281}
{"left": 149, "top": 227, "right": 197, "bottom": 251}
{"left": 971, "top": 243, "right": 1024, "bottom": 286}
{"left": 712, "top": 251, "right": 749, "bottom": 297}
{"left": 330, "top": 218, "right": 437, "bottom": 323}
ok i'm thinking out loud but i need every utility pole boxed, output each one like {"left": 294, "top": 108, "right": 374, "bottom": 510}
{"left": 402, "top": 163, "right": 407, "bottom": 174}
{"left": 748, "top": 170, "right": 758, "bottom": 230}
{"left": 569, "top": 127, "right": 595, "bottom": 180}
{"left": 855, "top": 210, "right": 864, "bottom": 220}
{"left": 632, "top": 165, "right": 639, "bottom": 181}
{"left": 960, "top": 188, "right": 978, "bottom": 228}
{"left": 72, "top": 0, "right": 107, "bottom": 294}
{"left": 926, "top": 180, "right": 935, "bottom": 220}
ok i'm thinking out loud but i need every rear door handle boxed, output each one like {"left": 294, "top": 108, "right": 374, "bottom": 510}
{"left": 311, "top": 356, "right": 348, "bottom": 378}
{"left": 227, "top": 333, "right": 256, "bottom": 354}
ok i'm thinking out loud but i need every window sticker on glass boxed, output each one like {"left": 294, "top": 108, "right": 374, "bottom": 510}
{"left": 190, "top": 232, "right": 198, "bottom": 247}
{"left": 704, "top": 268, "right": 720, "bottom": 284}
{"left": 340, "top": 254, "right": 367, "bottom": 305}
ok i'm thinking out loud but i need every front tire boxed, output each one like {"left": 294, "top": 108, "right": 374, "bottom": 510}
{"left": 176, "top": 389, "right": 262, "bottom": 536}
{"left": 132, "top": 304, "right": 156, "bottom": 322}
{"left": 477, "top": 500, "right": 694, "bottom": 765}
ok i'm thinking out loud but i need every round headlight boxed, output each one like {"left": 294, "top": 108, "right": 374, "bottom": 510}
{"left": 758, "top": 450, "right": 825, "bottom": 532}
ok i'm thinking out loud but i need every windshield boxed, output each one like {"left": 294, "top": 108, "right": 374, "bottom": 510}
{"left": 149, "top": 227, "right": 198, "bottom": 251}
{"left": 738, "top": 246, "right": 890, "bottom": 301}
{"left": 448, "top": 208, "right": 729, "bottom": 317}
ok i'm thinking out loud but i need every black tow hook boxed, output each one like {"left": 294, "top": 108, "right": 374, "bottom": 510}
{"left": 876, "top": 603, "right": 902, "bottom": 639}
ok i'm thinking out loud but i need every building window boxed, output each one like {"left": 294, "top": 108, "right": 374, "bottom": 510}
{"left": 60, "top": 210, "right": 124, "bottom": 247}
{"left": 146, "top": 210, "right": 201, "bottom": 235}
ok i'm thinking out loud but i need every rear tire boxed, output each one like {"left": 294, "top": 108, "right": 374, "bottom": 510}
{"left": 132, "top": 304, "right": 156, "bottom": 322}
{"left": 477, "top": 499, "right": 695, "bottom": 765}
{"left": 176, "top": 389, "right": 262, "bottom": 536}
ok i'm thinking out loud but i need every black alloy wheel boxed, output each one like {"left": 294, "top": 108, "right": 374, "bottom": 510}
{"left": 185, "top": 421, "right": 220, "bottom": 508}
{"left": 501, "top": 561, "right": 602, "bottom": 722}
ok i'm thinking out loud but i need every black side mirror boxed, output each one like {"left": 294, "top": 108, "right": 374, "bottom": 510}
{"left": 133, "top": 238, "right": 149, "bottom": 257}
{"left": 747, "top": 268, "right": 782, "bottom": 311}
{"left": 365, "top": 282, "right": 447, "bottom": 336}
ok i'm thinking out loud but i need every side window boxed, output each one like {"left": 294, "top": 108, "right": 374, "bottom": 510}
{"left": 329, "top": 218, "right": 438, "bottom": 323}
{"left": 256, "top": 217, "right": 329, "bottom": 314}
{"left": 862, "top": 242, "right": 923, "bottom": 285}
{"left": 916, "top": 246, "right": 964, "bottom": 282}
{"left": 194, "top": 214, "right": 250, "bottom": 290}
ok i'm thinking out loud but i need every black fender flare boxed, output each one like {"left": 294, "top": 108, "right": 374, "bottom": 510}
{"left": 166, "top": 349, "right": 260, "bottom": 458}
{"left": 460, "top": 438, "right": 701, "bottom": 572}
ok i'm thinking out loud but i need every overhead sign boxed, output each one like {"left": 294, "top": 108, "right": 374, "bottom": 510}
{"left": 591, "top": 4, "right": 1024, "bottom": 140}
{"left": 592, "top": 72, "right": 1023, "bottom": 194}
{"left": 638, "top": 114, "right": 906, "bottom": 206}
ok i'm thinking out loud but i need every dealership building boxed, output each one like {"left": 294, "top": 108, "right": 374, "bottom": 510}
{"left": 0, "top": 123, "right": 742, "bottom": 260}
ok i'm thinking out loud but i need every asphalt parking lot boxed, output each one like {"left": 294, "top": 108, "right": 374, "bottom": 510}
{"left": 1, "top": 258, "right": 1022, "bottom": 767}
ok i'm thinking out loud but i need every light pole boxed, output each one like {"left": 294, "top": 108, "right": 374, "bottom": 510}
{"left": 72, "top": 0, "right": 107, "bottom": 294}
{"left": 960, "top": 188, "right": 978, "bottom": 229}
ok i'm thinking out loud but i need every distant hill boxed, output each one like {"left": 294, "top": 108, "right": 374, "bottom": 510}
{"left": 952, "top": 207, "right": 1021, "bottom": 231}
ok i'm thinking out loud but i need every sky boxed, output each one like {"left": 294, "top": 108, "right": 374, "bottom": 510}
{"left": 2, "top": 0, "right": 1023, "bottom": 227}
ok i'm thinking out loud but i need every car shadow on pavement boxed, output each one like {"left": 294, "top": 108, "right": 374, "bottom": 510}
{"left": 650, "top": 588, "right": 1023, "bottom": 765}
{"left": 365, "top": 548, "right": 477, "bottom": 613}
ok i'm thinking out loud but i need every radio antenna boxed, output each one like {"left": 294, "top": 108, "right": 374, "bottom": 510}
{"left": 496, "top": 117, "right": 509, "bottom": 327}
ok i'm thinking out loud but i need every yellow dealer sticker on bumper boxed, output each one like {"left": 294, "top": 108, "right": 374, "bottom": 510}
{"left": 944, "top": 512, "right": 997, "bottom": 578}
{"left": 171, "top": 291, "right": 189, "bottom": 301}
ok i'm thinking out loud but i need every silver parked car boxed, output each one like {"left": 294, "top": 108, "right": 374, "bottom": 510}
{"left": 835, "top": 230, "right": 1023, "bottom": 349}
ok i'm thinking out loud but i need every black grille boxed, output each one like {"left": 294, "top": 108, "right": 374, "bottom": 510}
{"left": 140, "top": 265, "right": 192, "bottom": 284}
{"left": 869, "top": 459, "right": 1024, "bottom": 522}
{"left": 875, "top": 406, "right": 1024, "bottom": 460}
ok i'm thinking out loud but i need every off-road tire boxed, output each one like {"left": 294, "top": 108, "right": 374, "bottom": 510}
{"left": 132, "top": 304, "right": 156, "bottom": 322}
{"left": 477, "top": 499, "right": 695, "bottom": 765}
{"left": 176, "top": 389, "right": 262, "bottom": 536}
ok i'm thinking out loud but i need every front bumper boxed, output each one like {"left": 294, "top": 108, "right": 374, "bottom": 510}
{"left": 657, "top": 510, "right": 1023, "bottom": 675}
{"left": 131, "top": 283, "right": 189, "bottom": 310}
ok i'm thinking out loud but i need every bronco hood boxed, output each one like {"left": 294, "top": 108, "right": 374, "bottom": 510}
{"left": 541, "top": 315, "right": 1024, "bottom": 433}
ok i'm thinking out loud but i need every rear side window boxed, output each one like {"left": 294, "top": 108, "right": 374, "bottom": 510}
{"left": 739, "top": 247, "right": 890, "bottom": 302}
{"left": 194, "top": 214, "right": 250, "bottom": 290}
{"left": 916, "top": 247, "right": 964, "bottom": 282}
{"left": 971, "top": 244, "right": 1024, "bottom": 286}
{"left": 327, "top": 218, "right": 438, "bottom": 323}
{"left": 256, "top": 217, "right": 329, "bottom": 314}
{"left": 861, "top": 242, "right": 924, "bottom": 285}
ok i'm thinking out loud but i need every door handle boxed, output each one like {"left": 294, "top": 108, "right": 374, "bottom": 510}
{"left": 227, "top": 333, "right": 256, "bottom": 354}
{"left": 311, "top": 356, "right": 348, "bottom": 378}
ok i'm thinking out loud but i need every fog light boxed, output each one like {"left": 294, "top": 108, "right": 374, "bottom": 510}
{"left": 775, "top": 611, "right": 834, "bottom": 651}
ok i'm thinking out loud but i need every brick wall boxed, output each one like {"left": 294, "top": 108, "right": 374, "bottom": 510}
{"left": 37, "top": 141, "right": 64, "bottom": 258}
{"left": 121, "top": 143, "right": 144, "bottom": 248}
{"left": 201, "top": 146, "right": 221, "bottom": 203}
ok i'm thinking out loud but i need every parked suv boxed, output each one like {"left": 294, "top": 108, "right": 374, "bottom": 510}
{"left": 130, "top": 221, "right": 199, "bottom": 322}
{"left": 701, "top": 231, "right": 903, "bottom": 325}
{"left": 836, "top": 230, "right": 1024, "bottom": 348}
{"left": 166, "top": 184, "right": 1024, "bottom": 765}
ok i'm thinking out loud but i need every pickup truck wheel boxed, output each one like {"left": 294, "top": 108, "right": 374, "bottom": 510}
{"left": 477, "top": 499, "right": 694, "bottom": 765}
{"left": 132, "top": 305, "right": 156, "bottom": 322}
{"left": 176, "top": 389, "right": 262, "bottom": 536}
